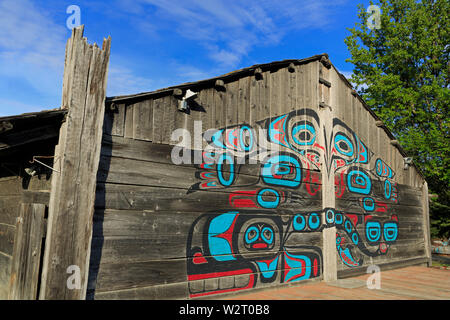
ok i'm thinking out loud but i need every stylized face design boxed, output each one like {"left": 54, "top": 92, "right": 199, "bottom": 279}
{"left": 364, "top": 216, "right": 399, "bottom": 253}
{"left": 186, "top": 210, "right": 323, "bottom": 297}
{"left": 243, "top": 223, "right": 275, "bottom": 250}
{"left": 329, "top": 118, "right": 371, "bottom": 172}
{"left": 262, "top": 109, "right": 322, "bottom": 169}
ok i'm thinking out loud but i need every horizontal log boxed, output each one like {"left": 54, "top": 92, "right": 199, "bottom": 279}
{"left": 90, "top": 257, "right": 323, "bottom": 294}
{"left": 21, "top": 190, "right": 50, "bottom": 205}
{"left": 90, "top": 233, "right": 323, "bottom": 263}
{"left": 98, "top": 155, "right": 322, "bottom": 199}
{"left": 95, "top": 183, "right": 323, "bottom": 212}
{"left": 91, "top": 279, "right": 189, "bottom": 300}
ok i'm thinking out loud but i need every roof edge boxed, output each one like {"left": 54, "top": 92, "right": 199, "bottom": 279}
{"left": 105, "top": 54, "right": 328, "bottom": 104}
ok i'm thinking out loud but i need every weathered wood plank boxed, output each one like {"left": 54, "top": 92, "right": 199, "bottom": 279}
{"left": 0, "top": 253, "right": 11, "bottom": 299}
{"left": 92, "top": 281, "right": 188, "bottom": 300}
{"left": 162, "top": 96, "right": 176, "bottom": 144}
{"left": 0, "top": 196, "right": 21, "bottom": 226}
{"left": 0, "top": 224, "right": 15, "bottom": 256}
{"left": 0, "top": 124, "right": 60, "bottom": 151}
{"left": 21, "top": 191, "right": 50, "bottom": 205}
{"left": 40, "top": 26, "right": 111, "bottom": 300}
{"left": 9, "top": 203, "right": 46, "bottom": 300}
{"left": 111, "top": 103, "right": 125, "bottom": 136}
{"left": 124, "top": 104, "right": 134, "bottom": 139}
{"left": 152, "top": 97, "right": 164, "bottom": 144}
{"left": 133, "top": 100, "right": 153, "bottom": 141}
{"left": 91, "top": 258, "right": 322, "bottom": 294}
{"left": 97, "top": 154, "right": 322, "bottom": 192}
{"left": 95, "top": 183, "right": 322, "bottom": 212}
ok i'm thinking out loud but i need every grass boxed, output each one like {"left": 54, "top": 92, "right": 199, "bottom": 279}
{"left": 431, "top": 261, "right": 450, "bottom": 268}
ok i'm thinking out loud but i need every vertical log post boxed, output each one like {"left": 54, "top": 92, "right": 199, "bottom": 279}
{"left": 9, "top": 202, "right": 46, "bottom": 300}
{"left": 319, "top": 60, "right": 337, "bottom": 282}
{"left": 39, "top": 25, "right": 111, "bottom": 300}
{"left": 422, "top": 181, "right": 432, "bottom": 266}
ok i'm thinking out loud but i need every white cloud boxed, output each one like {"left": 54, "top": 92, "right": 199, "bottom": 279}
{"left": 0, "top": 0, "right": 68, "bottom": 115}
{"left": 129, "top": 0, "right": 348, "bottom": 68}
{"left": 107, "top": 65, "right": 156, "bottom": 96}
{"left": 0, "top": 0, "right": 67, "bottom": 69}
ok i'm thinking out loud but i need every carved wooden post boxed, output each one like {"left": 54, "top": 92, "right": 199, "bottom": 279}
{"left": 39, "top": 25, "right": 111, "bottom": 300}
{"left": 319, "top": 59, "right": 337, "bottom": 282}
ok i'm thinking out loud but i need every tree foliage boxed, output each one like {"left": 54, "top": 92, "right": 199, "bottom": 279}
{"left": 345, "top": 0, "right": 449, "bottom": 238}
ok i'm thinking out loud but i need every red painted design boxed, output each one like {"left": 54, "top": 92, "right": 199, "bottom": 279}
{"left": 229, "top": 190, "right": 258, "bottom": 208}
{"left": 345, "top": 214, "right": 358, "bottom": 227}
{"left": 188, "top": 269, "right": 255, "bottom": 298}
{"left": 313, "top": 258, "right": 318, "bottom": 276}
{"left": 193, "top": 252, "right": 207, "bottom": 264}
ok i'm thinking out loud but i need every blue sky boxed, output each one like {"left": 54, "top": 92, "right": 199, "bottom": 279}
{"left": 0, "top": 0, "right": 373, "bottom": 117}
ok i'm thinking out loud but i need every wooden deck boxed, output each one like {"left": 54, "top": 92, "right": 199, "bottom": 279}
{"left": 222, "top": 266, "right": 450, "bottom": 300}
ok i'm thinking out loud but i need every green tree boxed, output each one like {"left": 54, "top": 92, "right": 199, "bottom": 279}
{"left": 345, "top": 0, "right": 449, "bottom": 238}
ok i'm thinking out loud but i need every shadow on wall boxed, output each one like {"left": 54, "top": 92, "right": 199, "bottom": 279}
{"left": 86, "top": 110, "right": 113, "bottom": 300}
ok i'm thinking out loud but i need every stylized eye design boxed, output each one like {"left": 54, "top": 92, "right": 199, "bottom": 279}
{"left": 365, "top": 220, "right": 398, "bottom": 244}
{"left": 293, "top": 215, "right": 306, "bottom": 231}
{"left": 334, "top": 133, "right": 354, "bottom": 157}
{"left": 308, "top": 213, "right": 320, "bottom": 230}
{"left": 244, "top": 224, "right": 275, "bottom": 249}
{"left": 383, "top": 222, "right": 398, "bottom": 242}
{"left": 245, "top": 226, "right": 259, "bottom": 244}
{"left": 366, "top": 221, "right": 381, "bottom": 242}
{"left": 261, "top": 227, "right": 274, "bottom": 244}
{"left": 291, "top": 121, "right": 316, "bottom": 146}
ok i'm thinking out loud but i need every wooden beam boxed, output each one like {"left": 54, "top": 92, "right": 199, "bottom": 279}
{"left": 172, "top": 88, "right": 183, "bottom": 98}
{"left": 287, "top": 63, "right": 295, "bottom": 73}
{"left": 21, "top": 191, "right": 51, "bottom": 205}
{"left": 319, "top": 101, "right": 332, "bottom": 110}
{"left": 254, "top": 67, "right": 263, "bottom": 81}
{"left": 9, "top": 203, "right": 46, "bottom": 300}
{"left": 0, "top": 124, "right": 60, "bottom": 151}
{"left": 214, "top": 79, "right": 226, "bottom": 91}
{"left": 320, "top": 55, "right": 331, "bottom": 69}
{"left": 319, "top": 77, "right": 331, "bottom": 88}
{"left": 39, "top": 25, "right": 111, "bottom": 300}
{"left": 0, "top": 121, "right": 13, "bottom": 134}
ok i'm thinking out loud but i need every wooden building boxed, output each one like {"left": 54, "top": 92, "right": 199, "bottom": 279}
{"left": 0, "top": 27, "right": 431, "bottom": 300}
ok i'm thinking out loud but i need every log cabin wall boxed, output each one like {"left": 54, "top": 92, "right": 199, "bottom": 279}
{"left": 0, "top": 175, "right": 52, "bottom": 299}
{"left": 88, "top": 56, "right": 430, "bottom": 299}
{"left": 0, "top": 110, "right": 63, "bottom": 299}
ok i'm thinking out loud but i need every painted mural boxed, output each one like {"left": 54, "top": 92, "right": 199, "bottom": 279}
{"left": 180, "top": 108, "right": 399, "bottom": 297}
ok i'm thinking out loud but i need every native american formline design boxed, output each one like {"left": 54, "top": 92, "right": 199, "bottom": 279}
{"left": 177, "top": 108, "right": 399, "bottom": 297}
